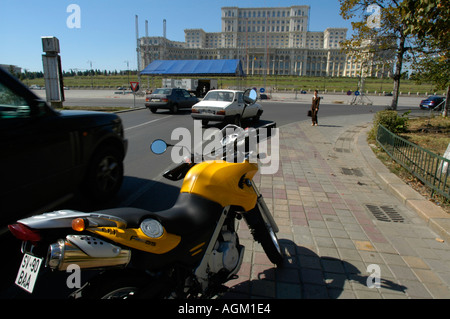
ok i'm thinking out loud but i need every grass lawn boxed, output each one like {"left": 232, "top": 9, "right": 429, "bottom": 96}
{"left": 400, "top": 116, "right": 450, "bottom": 156}
{"left": 24, "top": 74, "right": 446, "bottom": 96}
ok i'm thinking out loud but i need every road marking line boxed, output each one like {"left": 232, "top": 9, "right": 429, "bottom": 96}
{"left": 125, "top": 115, "right": 173, "bottom": 131}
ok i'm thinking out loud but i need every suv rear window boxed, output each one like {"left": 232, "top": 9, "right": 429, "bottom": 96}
{"left": 0, "top": 82, "right": 31, "bottom": 119}
{"left": 153, "top": 88, "right": 171, "bottom": 95}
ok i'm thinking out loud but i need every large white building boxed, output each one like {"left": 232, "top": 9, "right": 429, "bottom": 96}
{"left": 139, "top": 6, "right": 391, "bottom": 77}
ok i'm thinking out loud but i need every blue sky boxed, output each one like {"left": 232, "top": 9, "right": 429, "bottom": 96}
{"left": 0, "top": 0, "right": 354, "bottom": 72}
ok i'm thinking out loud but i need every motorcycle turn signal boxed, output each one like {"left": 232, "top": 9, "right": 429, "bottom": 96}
{"left": 72, "top": 218, "right": 87, "bottom": 232}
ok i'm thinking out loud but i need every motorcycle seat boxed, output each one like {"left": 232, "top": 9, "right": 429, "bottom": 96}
{"left": 95, "top": 193, "right": 223, "bottom": 236}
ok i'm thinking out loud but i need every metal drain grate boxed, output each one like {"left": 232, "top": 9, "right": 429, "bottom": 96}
{"left": 341, "top": 168, "right": 364, "bottom": 177}
{"left": 366, "top": 205, "right": 405, "bottom": 223}
{"left": 335, "top": 148, "right": 350, "bottom": 153}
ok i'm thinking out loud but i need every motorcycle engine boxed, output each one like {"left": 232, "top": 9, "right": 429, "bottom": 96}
{"left": 208, "top": 231, "right": 240, "bottom": 274}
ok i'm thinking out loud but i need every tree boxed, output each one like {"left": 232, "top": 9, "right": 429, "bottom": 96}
{"left": 401, "top": 0, "right": 450, "bottom": 117}
{"left": 339, "top": 0, "right": 416, "bottom": 109}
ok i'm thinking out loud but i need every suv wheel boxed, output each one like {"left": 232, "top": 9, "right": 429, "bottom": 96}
{"left": 253, "top": 110, "right": 262, "bottom": 123}
{"left": 170, "top": 104, "right": 178, "bottom": 114}
{"left": 150, "top": 108, "right": 157, "bottom": 113}
{"left": 84, "top": 146, "right": 124, "bottom": 202}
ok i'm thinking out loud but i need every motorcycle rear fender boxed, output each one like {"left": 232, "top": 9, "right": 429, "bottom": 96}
{"left": 14, "top": 210, "right": 126, "bottom": 230}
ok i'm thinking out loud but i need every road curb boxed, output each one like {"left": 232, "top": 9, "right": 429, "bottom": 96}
{"left": 114, "top": 107, "right": 146, "bottom": 113}
{"left": 356, "top": 126, "right": 450, "bottom": 243}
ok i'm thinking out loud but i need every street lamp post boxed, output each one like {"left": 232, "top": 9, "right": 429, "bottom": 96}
{"left": 87, "top": 60, "right": 93, "bottom": 88}
{"left": 124, "top": 60, "right": 130, "bottom": 84}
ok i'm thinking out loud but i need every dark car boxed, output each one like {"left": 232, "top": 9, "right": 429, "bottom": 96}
{"left": 145, "top": 88, "right": 199, "bottom": 113}
{"left": 0, "top": 67, "right": 128, "bottom": 228}
{"left": 259, "top": 93, "right": 270, "bottom": 100}
{"left": 420, "top": 95, "right": 445, "bottom": 110}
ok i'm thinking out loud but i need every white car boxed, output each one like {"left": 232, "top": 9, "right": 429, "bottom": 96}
{"left": 191, "top": 89, "right": 263, "bottom": 126}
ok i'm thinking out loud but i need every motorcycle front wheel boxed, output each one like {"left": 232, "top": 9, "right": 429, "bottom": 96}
{"left": 244, "top": 207, "right": 284, "bottom": 267}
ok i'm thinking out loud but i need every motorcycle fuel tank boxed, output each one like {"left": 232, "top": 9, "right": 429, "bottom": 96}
{"left": 180, "top": 160, "right": 258, "bottom": 212}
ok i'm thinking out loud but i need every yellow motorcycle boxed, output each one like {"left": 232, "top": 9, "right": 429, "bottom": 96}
{"left": 8, "top": 89, "right": 283, "bottom": 299}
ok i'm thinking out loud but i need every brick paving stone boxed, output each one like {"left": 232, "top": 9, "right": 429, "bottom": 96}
{"left": 276, "top": 282, "right": 303, "bottom": 299}
{"left": 252, "top": 265, "right": 276, "bottom": 281}
{"left": 372, "top": 242, "right": 398, "bottom": 255}
{"left": 354, "top": 240, "right": 375, "bottom": 251}
{"left": 329, "top": 229, "right": 349, "bottom": 239}
{"left": 381, "top": 253, "right": 409, "bottom": 267}
{"left": 334, "top": 238, "right": 356, "bottom": 250}
{"left": 302, "top": 284, "right": 329, "bottom": 299}
{"left": 399, "top": 280, "right": 433, "bottom": 298}
{"left": 359, "top": 251, "right": 385, "bottom": 265}
{"left": 338, "top": 248, "right": 363, "bottom": 262}
{"left": 389, "top": 265, "right": 421, "bottom": 281}
{"left": 251, "top": 280, "right": 276, "bottom": 298}
{"left": 413, "top": 268, "right": 445, "bottom": 284}
{"left": 321, "top": 258, "right": 346, "bottom": 274}
{"left": 423, "top": 283, "right": 450, "bottom": 298}
{"left": 276, "top": 267, "right": 301, "bottom": 283}
{"left": 437, "top": 271, "right": 450, "bottom": 286}
{"left": 353, "top": 288, "right": 383, "bottom": 299}
{"left": 402, "top": 256, "right": 431, "bottom": 269}
{"left": 317, "top": 247, "right": 341, "bottom": 259}
{"left": 331, "top": 289, "right": 357, "bottom": 299}
{"left": 298, "top": 255, "right": 322, "bottom": 270}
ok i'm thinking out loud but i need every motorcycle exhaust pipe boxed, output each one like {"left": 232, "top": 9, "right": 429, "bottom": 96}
{"left": 46, "top": 235, "right": 131, "bottom": 271}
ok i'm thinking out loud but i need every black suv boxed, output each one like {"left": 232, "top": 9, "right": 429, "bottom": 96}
{"left": 145, "top": 88, "right": 199, "bottom": 114}
{"left": 0, "top": 67, "right": 128, "bottom": 228}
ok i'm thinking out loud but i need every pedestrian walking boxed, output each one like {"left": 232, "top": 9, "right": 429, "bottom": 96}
{"left": 311, "top": 90, "right": 320, "bottom": 126}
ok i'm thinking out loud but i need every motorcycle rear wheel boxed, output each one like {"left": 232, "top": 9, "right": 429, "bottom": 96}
{"left": 73, "top": 270, "right": 169, "bottom": 299}
{"left": 244, "top": 207, "right": 284, "bottom": 267}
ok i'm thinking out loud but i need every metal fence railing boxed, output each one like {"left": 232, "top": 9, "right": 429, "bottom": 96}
{"left": 376, "top": 124, "right": 450, "bottom": 201}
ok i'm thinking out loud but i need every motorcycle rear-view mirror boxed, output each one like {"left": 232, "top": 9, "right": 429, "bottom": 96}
{"left": 243, "top": 88, "right": 257, "bottom": 105}
{"left": 151, "top": 139, "right": 168, "bottom": 154}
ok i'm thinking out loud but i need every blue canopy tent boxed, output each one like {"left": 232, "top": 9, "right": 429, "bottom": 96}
{"left": 140, "top": 59, "right": 245, "bottom": 77}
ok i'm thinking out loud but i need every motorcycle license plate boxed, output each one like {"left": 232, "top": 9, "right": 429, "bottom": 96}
{"left": 15, "top": 253, "right": 43, "bottom": 293}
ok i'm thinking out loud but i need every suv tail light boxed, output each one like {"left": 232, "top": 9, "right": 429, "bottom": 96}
{"left": 8, "top": 223, "right": 42, "bottom": 243}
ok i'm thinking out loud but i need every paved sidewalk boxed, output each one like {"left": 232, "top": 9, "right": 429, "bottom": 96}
{"left": 226, "top": 113, "right": 450, "bottom": 299}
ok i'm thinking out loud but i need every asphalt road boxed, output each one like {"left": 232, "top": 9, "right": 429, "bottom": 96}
{"left": 1, "top": 93, "right": 428, "bottom": 299}
{"left": 109, "top": 99, "right": 423, "bottom": 212}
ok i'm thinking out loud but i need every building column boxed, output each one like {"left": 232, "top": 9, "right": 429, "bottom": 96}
{"left": 326, "top": 51, "right": 331, "bottom": 76}
{"left": 303, "top": 52, "right": 308, "bottom": 76}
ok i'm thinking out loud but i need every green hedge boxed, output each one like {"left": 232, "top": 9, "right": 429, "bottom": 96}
{"left": 369, "top": 110, "right": 410, "bottom": 140}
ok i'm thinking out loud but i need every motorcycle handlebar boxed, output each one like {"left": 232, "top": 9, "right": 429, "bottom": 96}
{"left": 162, "top": 162, "right": 195, "bottom": 181}
{"left": 154, "top": 122, "right": 276, "bottom": 181}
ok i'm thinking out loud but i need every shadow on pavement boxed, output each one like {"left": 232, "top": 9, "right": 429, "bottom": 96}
{"left": 223, "top": 239, "right": 407, "bottom": 299}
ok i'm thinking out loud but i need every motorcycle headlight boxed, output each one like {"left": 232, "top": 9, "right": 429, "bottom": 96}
{"left": 140, "top": 218, "right": 164, "bottom": 238}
